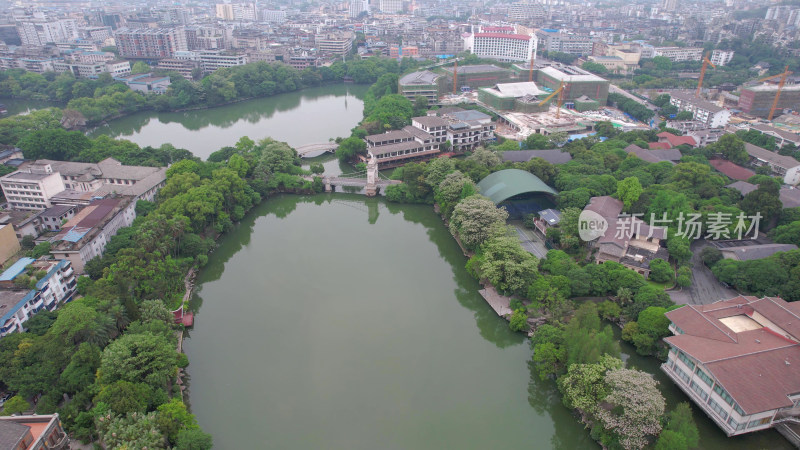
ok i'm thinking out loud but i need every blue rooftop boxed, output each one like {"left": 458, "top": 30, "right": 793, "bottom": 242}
{"left": 0, "top": 257, "right": 35, "bottom": 281}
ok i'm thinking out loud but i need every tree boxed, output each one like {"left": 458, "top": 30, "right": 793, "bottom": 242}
{"left": 466, "top": 147, "right": 501, "bottom": 168}
{"left": 509, "top": 308, "right": 528, "bottom": 331}
{"left": 676, "top": 266, "right": 692, "bottom": 288}
{"left": 156, "top": 399, "right": 199, "bottom": 444}
{"left": 616, "top": 176, "right": 643, "bottom": 211}
{"left": 479, "top": 233, "right": 539, "bottom": 296}
{"left": 435, "top": 171, "right": 476, "bottom": 219}
{"left": 17, "top": 128, "right": 91, "bottom": 160}
{"left": 449, "top": 195, "right": 509, "bottom": 250}
{"left": 1, "top": 395, "right": 29, "bottom": 416}
{"left": 712, "top": 134, "right": 748, "bottom": 165}
{"left": 675, "top": 111, "right": 694, "bottom": 120}
{"left": 596, "top": 368, "right": 665, "bottom": 450}
{"left": 558, "top": 355, "right": 623, "bottom": 415}
{"left": 309, "top": 162, "right": 324, "bottom": 175}
{"left": 648, "top": 258, "right": 673, "bottom": 283}
{"left": 700, "top": 246, "right": 722, "bottom": 267}
{"left": 335, "top": 136, "right": 367, "bottom": 162}
{"left": 98, "top": 332, "right": 177, "bottom": 387}
{"left": 740, "top": 182, "right": 783, "bottom": 228}
{"left": 131, "top": 61, "right": 151, "bottom": 74}
{"left": 97, "top": 412, "right": 166, "bottom": 449}
{"left": 581, "top": 61, "right": 608, "bottom": 74}
{"left": 94, "top": 380, "right": 150, "bottom": 415}
{"left": 176, "top": 429, "right": 213, "bottom": 450}
{"left": 659, "top": 402, "right": 699, "bottom": 450}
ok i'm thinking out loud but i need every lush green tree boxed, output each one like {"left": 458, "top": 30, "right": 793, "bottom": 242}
{"left": 176, "top": 428, "right": 213, "bottom": 450}
{"left": 17, "top": 128, "right": 91, "bottom": 160}
{"left": 740, "top": 182, "right": 783, "bottom": 228}
{"left": 509, "top": 308, "right": 529, "bottom": 332}
{"left": 94, "top": 380, "right": 150, "bottom": 415}
{"left": 131, "top": 61, "right": 151, "bottom": 74}
{"left": 449, "top": 195, "right": 508, "bottom": 250}
{"left": 659, "top": 402, "right": 699, "bottom": 450}
{"left": 435, "top": 171, "right": 476, "bottom": 218}
{"left": 156, "top": 399, "right": 199, "bottom": 444}
{"left": 336, "top": 136, "right": 367, "bottom": 162}
{"left": 616, "top": 176, "right": 643, "bottom": 211}
{"left": 581, "top": 61, "right": 608, "bottom": 74}
{"left": 676, "top": 266, "right": 692, "bottom": 288}
{"left": 700, "top": 246, "right": 722, "bottom": 267}
{"left": 478, "top": 233, "right": 539, "bottom": 296}
{"left": 558, "top": 355, "right": 623, "bottom": 415}
{"left": 98, "top": 332, "right": 177, "bottom": 387}
{"left": 97, "top": 412, "right": 166, "bottom": 449}
{"left": 1, "top": 395, "right": 29, "bottom": 415}
{"left": 675, "top": 111, "right": 694, "bottom": 120}
{"left": 712, "top": 134, "right": 748, "bottom": 165}
{"left": 466, "top": 147, "right": 500, "bottom": 168}
{"left": 424, "top": 156, "right": 455, "bottom": 188}
{"left": 59, "top": 342, "right": 101, "bottom": 395}
{"left": 363, "top": 94, "right": 414, "bottom": 129}
{"left": 648, "top": 258, "right": 673, "bottom": 283}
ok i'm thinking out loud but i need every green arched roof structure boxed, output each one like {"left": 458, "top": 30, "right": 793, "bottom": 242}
{"left": 477, "top": 169, "right": 557, "bottom": 204}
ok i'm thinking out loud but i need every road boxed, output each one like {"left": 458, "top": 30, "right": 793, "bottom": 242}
{"left": 668, "top": 239, "right": 739, "bottom": 305}
{"left": 511, "top": 222, "right": 548, "bottom": 259}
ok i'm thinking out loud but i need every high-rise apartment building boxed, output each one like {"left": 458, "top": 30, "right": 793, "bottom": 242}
{"left": 464, "top": 26, "right": 537, "bottom": 62}
{"left": 379, "top": 0, "right": 403, "bottom": 14}
{"left": 114, "top": 27, "right": 188, "bottom": 59}
{"left": 17, "top": 19, "right": 79, "bottom": 46}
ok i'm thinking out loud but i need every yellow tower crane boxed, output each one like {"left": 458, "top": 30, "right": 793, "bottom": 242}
{"left": 758, "top": 66, "right": 793, "bottom": 121}
{"left": 696, "top": 52, "right": 716, "bottom": 98}
{"left": 538, "top": 81, "right": 565, "bottom": 119}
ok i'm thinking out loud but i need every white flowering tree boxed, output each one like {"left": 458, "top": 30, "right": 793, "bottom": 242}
{"left": 448, "top": 195, "right": 508, "bottom": 250}
{"left": 596, "top": 368, "right": 665, "bottom": 450}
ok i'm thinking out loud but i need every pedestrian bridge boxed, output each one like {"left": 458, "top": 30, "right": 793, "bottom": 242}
{"left": 307, "top": 152, "right": 401, "bottom": 196}
{"left": 296, "top": 142, "right": 338, "bottom": 158}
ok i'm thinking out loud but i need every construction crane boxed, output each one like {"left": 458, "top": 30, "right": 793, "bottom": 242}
{"left": 758, "top": 65, "right": 793, "bottom": 121}
{"left": 538, "top": 81, "right": 565, "bottom": 119}
{"left": 696, "top": 52, "right": 716, "bottom": 98}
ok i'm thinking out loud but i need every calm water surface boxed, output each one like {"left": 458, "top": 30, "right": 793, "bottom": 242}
{"left": 182, "top": 195, "right": 593, "bottom": 449}
{"left": 89, "top": 84, "right": 368, "bottom": 159}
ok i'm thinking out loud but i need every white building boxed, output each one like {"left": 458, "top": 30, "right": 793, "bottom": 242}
{"left": 669, "top": 91, "right": 731, "bottom": 128}
{"left": 315, "top": 32, "right": 355, "bottom": 55}
{"left": 711, "top": 49, "right": 735, "bottom": 66}
{"left": 379, "top": 0, "right": 403, "bottom": 14}
{"left": 464, "top": 25, "right": 537, "bottom": 63}
{"left": 744, "top": 143, "right": 800, "bottom": 185}
{"left": 0, "top": 168, "right": 66, "bottom": 211}
{"left": 0, "top": 258, "right": 76, "bottom": 337}
{"left": 663, "top": 296, "right": 800, "bottom": 436}
{"left": 509, "top": 1, "right": 546, "bottom": 22}
{"left": 349, "top": 0, "right": 370, "bottom": 18}
{"left": 216, "top": 3, "right": 258, "bottom": 21}
{"left": 49, "top": 197, "right": 136, "bottom": 273}
{"left": 17, "top": 19, "right": 79, "bottom": 46}
{"left": 261, "top": 10, "right": 288, "bottom": 23}
{"left": 652, "top": 46, "right": 703, "bottom": 62}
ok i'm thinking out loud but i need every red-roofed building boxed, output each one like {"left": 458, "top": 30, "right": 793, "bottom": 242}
{"left": 657, "top": 131, "right": 697, "bottom": 148}
{"left": 648, "top": 142, "right": 671, "bottom": 150}
{"left": 709, "top": 158, "right": 756, "bottom": 181}
{"left": 663, "top": 296, "right": 800, "bottom": 436}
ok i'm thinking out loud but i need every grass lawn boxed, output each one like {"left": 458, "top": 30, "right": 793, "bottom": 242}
{"left": 647, "top": 279, "right": 672, "bottom": 290}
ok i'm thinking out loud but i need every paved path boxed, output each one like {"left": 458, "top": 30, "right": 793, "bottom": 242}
{"left": 512, "top": 223, "right": 548, "bottom": 259}
{"left": 668, "top": 240, "right": 739, "bottom": 305}
{"left": 479, "top": 285, "right": 513, "bottom": 318}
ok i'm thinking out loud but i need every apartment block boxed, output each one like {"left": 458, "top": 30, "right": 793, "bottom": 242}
{"left": 114, "top": 27, "right": 188, "bottom": 59}
{"left": 669, "top": 91, "right": 731, "bottom": 128}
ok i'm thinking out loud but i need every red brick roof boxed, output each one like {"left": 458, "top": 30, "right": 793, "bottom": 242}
{"left": 657, "top": 131, "right": 697, "bottom": 147}
{"left": 648, "top": 142, "right": 671, "bottom": 150}
{"left": 665, "top": 296, "right": 800, "bottom": 414}
{"left": 709, "top": 158, "right": 756, "bottom": 181}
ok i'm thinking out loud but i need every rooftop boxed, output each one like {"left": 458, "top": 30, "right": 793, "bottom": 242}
{"left": 539, "top": 65, "right": 607, "bottom": 83}
{"left": 442, "top": 64, "right": 511, "bottom": 75}
{"left": 399, "top": 70, "right": 440, "bottom": 86}
{"left": 501, "top": 149, "right": 573, "bottom": 165}
{"left": 709, "top": 158, "right": 755, "bottom": 181}
{"left": 744, "top": 143, "right": 800, "bottom": 169}
{"left": 665, "top": 296, "right": 800, "bottom": 415}
{"left": 485, "top": 81, "right": 546, "bottom": 98}
{"left": 670, "top": 91, "right": 726, "bottom": 114}
{"left": 780, "top": 187, "right": 800, "bottom": 208}
{"left": 477, "top": 169, "right": 557, "bottom": 204}
{"left": 725, "top": 181, "right": 758, "bottom": 196}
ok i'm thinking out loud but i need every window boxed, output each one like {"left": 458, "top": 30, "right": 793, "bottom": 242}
{"left": 747, "top": 417, "right": 770, "bottom": 429}
{"left": 714, "top": 384, "right": 736, "bottom": 407}
{"left": 728, "top": 416, "right": 746, "bottom": 432}
{"left": 673, "top": 364, "right": 690, "bottom": 384}
{"left": 695, "top": 367, "right": 713, "bottom": 386}
{"left": 678, "top": 351, "right": 695, "bottom": 370}
{"left": 708, "top": 398, "right": 728, "bottom": 421}
{"left": 690, "top": 380, "right": 709, "bottom": 401}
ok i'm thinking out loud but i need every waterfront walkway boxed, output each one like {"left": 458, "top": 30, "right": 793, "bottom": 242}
{"left": 479, "top": 285, "right": 513, "bottom": 318}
